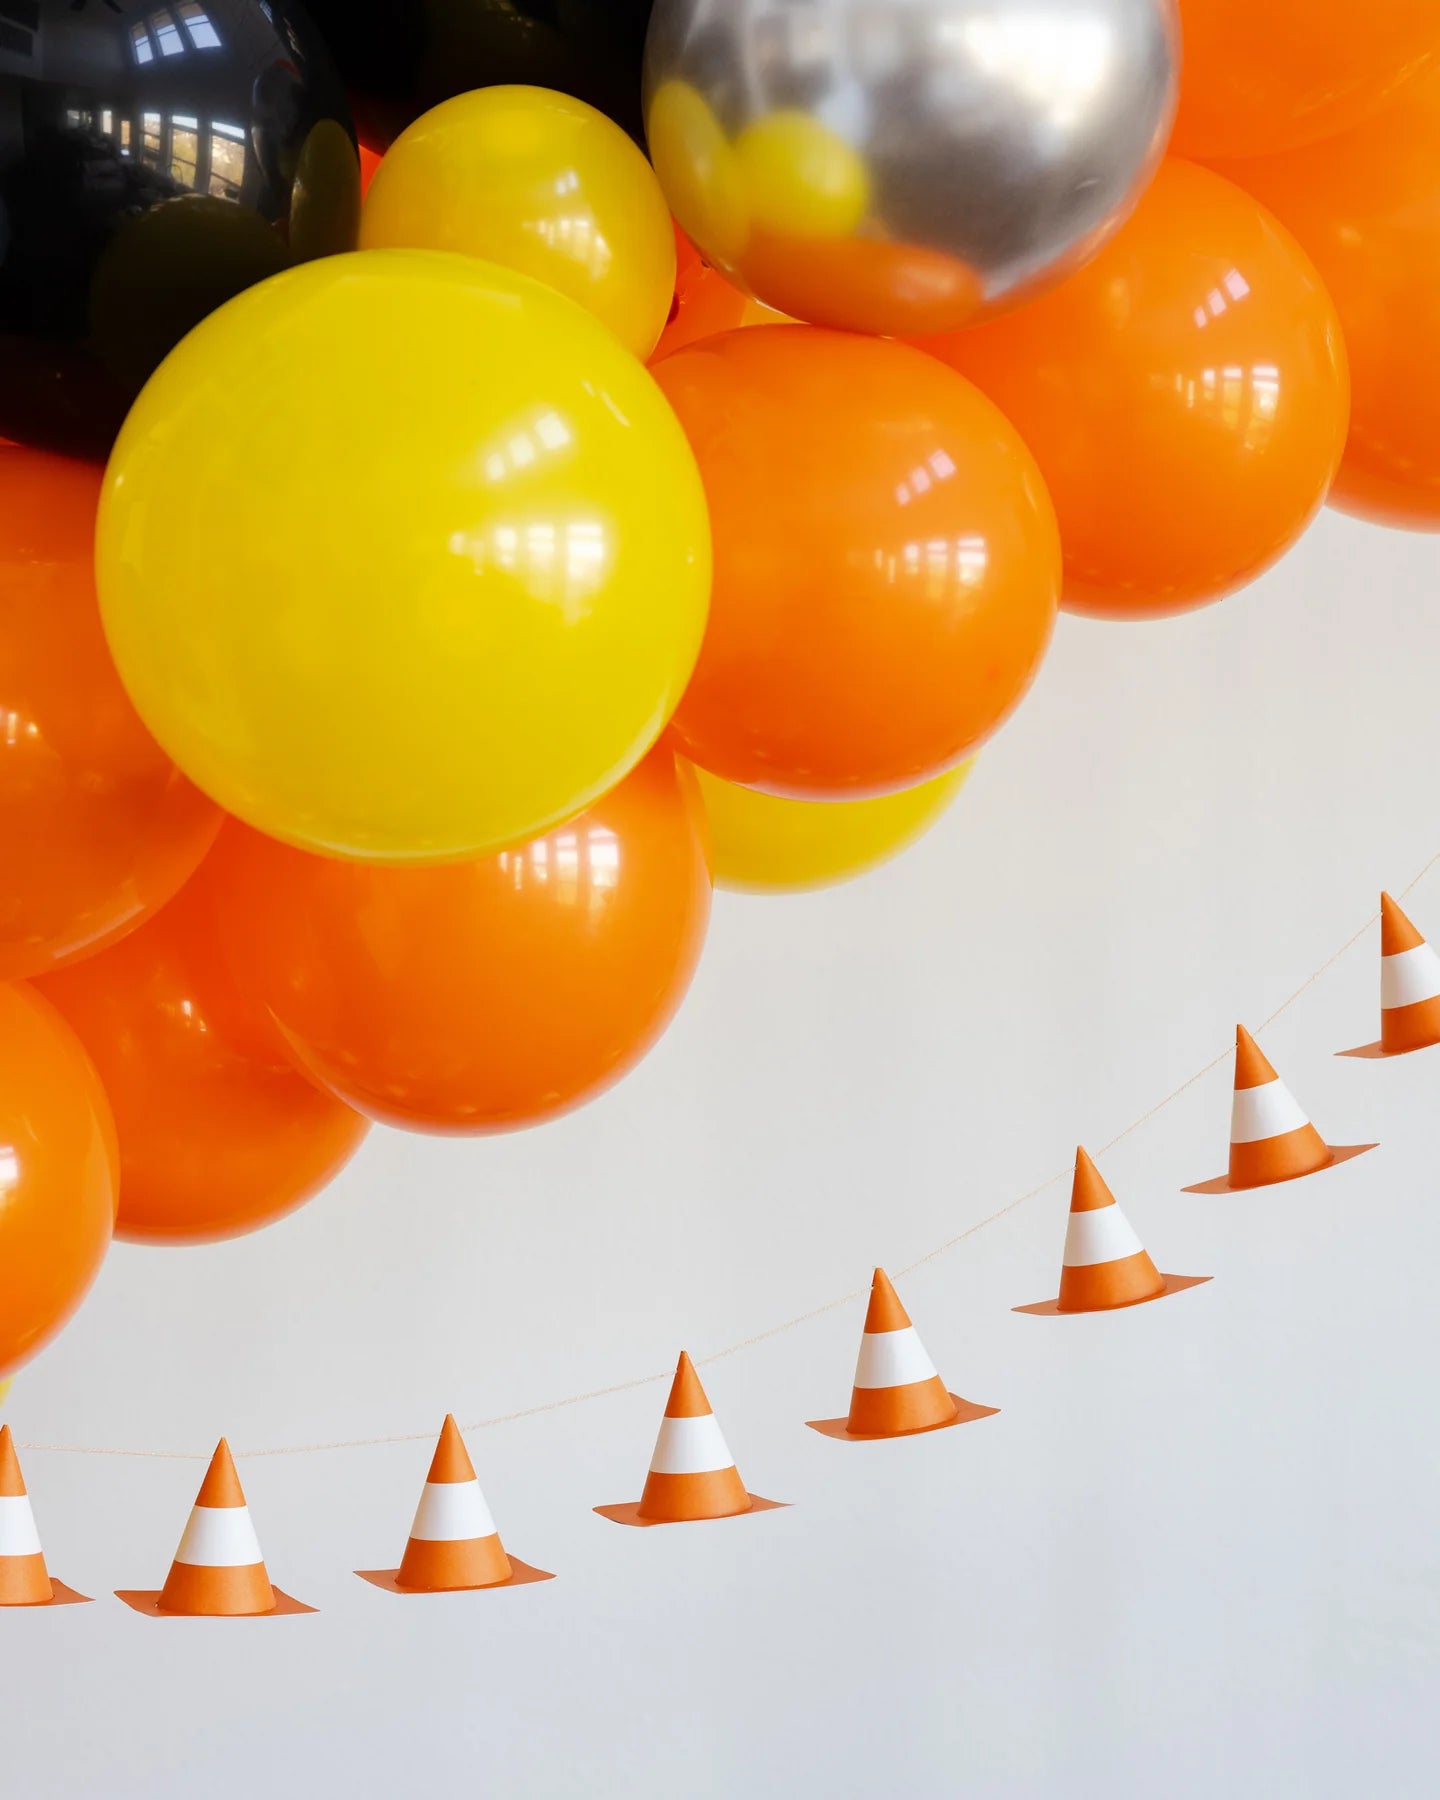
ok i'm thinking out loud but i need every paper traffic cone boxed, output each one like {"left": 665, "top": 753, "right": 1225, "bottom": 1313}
{"left": 116, "top": 1439, "right": 314, "bottom": 1618}
{"left": 1188, "top": 1027, "right": 1375, "bottom": 1193}
{"left": 807, "top": 1269, "right": 999, "bottom": 1441}
{"left": 1017, "top": 1149, "right": 1211, "bottom": 1315}
{"left": 1341, "top": 893, "right": 1440, "bottom": 1058}
{"left": 0, "top": 1425, "right": 89, "bottom": 1606}
{"left": 595, "top": 1352, "right": 787, "bottom": 1528}
{"left": 356, "top": 1415, "right": 554, "bottom": 1594}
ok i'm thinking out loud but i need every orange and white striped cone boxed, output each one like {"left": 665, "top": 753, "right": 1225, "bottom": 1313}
{"left": 0, "top": 1424, "right": 89, "bottom": 1607}
{"left": 356, "top": 1415, "right": 553, "bottom": 1594}
{"left": 116, "top": 1438, "right": 314, "bottom": 1618}
{"left": 1017, "top": 1148, "right": 1210, "bottom": 1315}
{"left": 807, "top": 1268, "right": 998, "bottom": 1440}
{"left": 1188, "top": 1027, "right": 1375, "bottom": 1193}
{"left": 595, "top": 1352, "right": 787, "bottom": 1527}
{"left": 1341, "top": 892, "right": 1440, "bottom": 1057}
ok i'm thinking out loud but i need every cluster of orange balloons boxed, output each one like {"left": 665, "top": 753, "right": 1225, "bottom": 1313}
{"left": 4, "top": 10, "right": 1440, "bottom": 1382}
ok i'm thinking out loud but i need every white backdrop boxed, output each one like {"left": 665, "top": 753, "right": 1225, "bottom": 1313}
{"left": 6, "top": 507, "right": 1440, "bottom": 1799}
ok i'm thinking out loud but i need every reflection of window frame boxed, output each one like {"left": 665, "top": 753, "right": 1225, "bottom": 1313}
{"left": 207, "top": 120, "right": 247, "bottom": 200}
{"left": 177, "top": 3, "right": 223, "bottom": 50}
{"left": 140, "top": 110, "right": 163, "bottom": 168}
{"left": 151, "top": 10, "right": 186, "bottom": 58}
{"left": 169, "top": 113, "right": 200, "bottom": 187}
{"left": 130, "top": 21, "right": 155, "bottom": 64}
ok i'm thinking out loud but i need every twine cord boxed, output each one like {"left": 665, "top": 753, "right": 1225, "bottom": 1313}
{"left": 20, "top": 854, "right": 1436, "bottom": 1462}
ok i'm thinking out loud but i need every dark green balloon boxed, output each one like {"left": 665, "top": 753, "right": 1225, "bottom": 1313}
{"left": 302, "top": 0, "right": 654, "bottom": 149}
{"left": 0, "top": 0, "right": 355, "bottom": 458}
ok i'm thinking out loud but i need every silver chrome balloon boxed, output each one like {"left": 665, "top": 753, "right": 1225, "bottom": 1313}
{"left": 644, "top": 0, "right": 1179, "bottom": 334}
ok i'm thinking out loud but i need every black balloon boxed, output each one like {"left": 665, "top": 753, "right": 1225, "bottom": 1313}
{"left": 0, "top": 0, "right": 356, "bottom": 457}
{"left": 302, "top": 0, "right": 653, "bottom": 150}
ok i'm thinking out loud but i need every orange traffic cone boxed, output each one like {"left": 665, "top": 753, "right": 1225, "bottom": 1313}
{"left": 1187, "top": 1026, "right": 1375, "bottom": 1193}
{"left": 595, "top": 1352, "right": 787, "bottom": 1527}
{"left": 0, "top": 1425, "right": 89, "bottom": 1607}
{"left": 1017, "top": 1149, "right": 1210, "bottom": 1315}
{"left": 1340, "top": 893, "right": 1440, "bottom": 1058}
{"left": 807, "top": 1269, "right": 998, "bottom": 1440}
{"left": 356, "top": 1415, "right": 553, "bottom": 1594}
{"left": 116, "top": 1439, "right": 314, "bottom": 1617}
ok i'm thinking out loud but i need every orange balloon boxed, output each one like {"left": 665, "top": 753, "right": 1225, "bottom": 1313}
{"left": 358, "top": 142, "right": 383, "bottom": 197}
{"left": 920, "top": 161, "right": 1350, "bottom": 619}
{"left": 36, "top": 855, "right": 370, "bottom": 1246}
{"left": 0, "top": 982, "right": 116, "bottom": 1378}
{"left": 652, "top": 234, "right": 787, "bottom": 362}
{"left": 1172, "top": 0, "right": 1440, "bottom": 161}
{"left": 1216, "top": 69, "right": 1440, "bottom": 531}
{"left": 0, "top": 445, "right": 221, "bottom": 980}
{"left": 208, "top": 753, "right": 712, "bottom": 1134}
{"left": 650, "top": 326, "right": 1059, "bottom": 797}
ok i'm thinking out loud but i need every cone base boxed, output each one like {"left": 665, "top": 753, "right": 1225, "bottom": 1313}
{"left": 115, "top": 1586, "right": 315, "bottom": 1618}
{"left": 1184, "top": 1142, "right": 1376, "bottom": 1194}
{"left": 1337, "top": 1039, "right": 1440, "bottom": 1059}
{"left": 807, "top": 1394, "right": 999, "bottom": 1441}
{"left": 0, "top": 1577, "right": 90, "bottom": 1608}
{"left": 355, "top": 1558, "right": 554, "bottom": 1595}
{"left": 594, "top": 1494, "right": 788, "bottom": 1529}
{"left": 1015, "top": 1273, "right": 1211, "bottom": 1316}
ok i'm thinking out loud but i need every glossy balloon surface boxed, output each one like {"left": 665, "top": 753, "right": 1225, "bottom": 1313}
{"left": 37, "top": 852, "right": 369, "bottom": 1246}
{"left": 0, "top": 0, "right": 355, "bottom": 458}
{"left": 643, "top": 0, "right": 1177, "bottom": 334}
{"left": 0, "top": 445, "right": 221, "bottom": 981}
{"left": 653, "top": 327, "right": 1059, "bottom": 797}
{"left": 692, "top": 762, "right": 971, "bottom": 894}
{"left": 304, "top": 0, "right": 653, "bottom": 148}
{"left": 1217, "top": 71, "right": 1440, "bottom": 531}
{"left": 361, "top": 87, "right": 675, "bottom": 359}
{"left": 652, "top": 231, "right": 789, "bottom": 362}
{"left": 97, "top": 249, "right": 711, "bottom": 863}
{"left": 0, "top": 983, "right": 116, "bottom": 1379}
{"left": 921, "top": 161, "right": 1350, "bottom": 618}
{"left": 1172, "top": 0, "right": 1440, "bottom": 161}
{"left": 210, "top": 754, "right": 712, "bottom": 1134}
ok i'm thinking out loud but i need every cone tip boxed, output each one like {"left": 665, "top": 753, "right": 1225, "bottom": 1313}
{"left": 0, "top": 1422, "right": 24, "bottom": 1497}
{"left": 195, "top": 1437, "right": 247, "bottom": 1508}
{"left": 863, "top": 1267, "right": 911, "bottom": 1333}
{"left": 427, "top": 1414, "right": 476, "bottom": 1484}
{"left": 1380, "top": 891, "right": 1424, "bottom": 955}
{"left": 665, "top": 1350, "right": 712, "bottom": 1418}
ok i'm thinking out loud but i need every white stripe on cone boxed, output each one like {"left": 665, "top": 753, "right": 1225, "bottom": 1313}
{"left": 172, "top": 1504, "right": 265, "bottom": 1568}
{"left": 648, "top": 1413, "right": 736, "bottom": 1475}
{"left": 1382, "top": 942, "right": 1440, "bottom": 1009}
{"left": 852, "top": 1325, "right": 940, "bottom": 1389}
{"left": 1063, "top": 1206, "right": 1146, "bottom": 1268}
{"left": 0, "top": 1494, "right": 42, "bottom": 1558}
{"left": 408, "top": 1479, "right": 498, "bottom": 1543}
{"left": 1230, "top": 1078, "right": 1310, "bottom": 1144}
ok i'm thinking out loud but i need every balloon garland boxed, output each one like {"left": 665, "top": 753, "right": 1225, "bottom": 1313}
{"left": 2, "top": 0, "right": 1440, "bottom": 1390}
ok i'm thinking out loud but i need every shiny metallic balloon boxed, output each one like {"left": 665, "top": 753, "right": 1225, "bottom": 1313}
{"left": 0, "top": 0, "right": 355, "bottom": 458}
{"left": 643, "top": 0, "right": 1179, "bottom": 335}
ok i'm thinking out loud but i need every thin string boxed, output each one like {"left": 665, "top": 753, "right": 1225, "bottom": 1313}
{"left": 21, "top": 855, "right": 1436, "bottom": 1462}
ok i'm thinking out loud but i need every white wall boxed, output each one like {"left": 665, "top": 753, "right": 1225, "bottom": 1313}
{"left": 6, "top": 505, "right": 1439, "bottom": 1799}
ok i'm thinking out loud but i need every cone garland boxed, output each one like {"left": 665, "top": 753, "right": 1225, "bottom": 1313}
{"left": 0, "top": 1424, "right": 53, "bottom": 1606}
{"left": 1228, "top": 1025, "right": 1333, "bottom": 1190}
{"left": 845, "top": 1269, "right": 960, "bottom": 1436}
{"left": 157, "top": 1439, "right": 277, "bottom": 1617}
{"left": 395, "top": 1416, "right": 513, "bottom": 1592}
{"left": 1379, "top": 892, "right": 1440, "bottom": 1055}
{"left": 637, "top": 1353, "right": 753, "bottom": 1523}
{"left": 1056, "top": 1149, "right": 1167, "bottom": 1313}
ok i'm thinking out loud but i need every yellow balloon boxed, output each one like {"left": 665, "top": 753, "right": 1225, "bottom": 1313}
{"left": 360, "top": 86, "right": 676, "bottom": 361}
{"left": 0, "top": 1378, "right": 10, "bottom": 1409}
{"left": 647, "top": 80, "right": 751, "bottom": 263}
{"left": 691, "top": 762, "right": 972, "bottom": 894}
{"left": 733, "top": 111, "right": 872, "bottom": 241}
{"left": 98, "top": 250, "right": 711, "bottom": 864}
